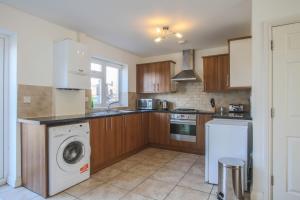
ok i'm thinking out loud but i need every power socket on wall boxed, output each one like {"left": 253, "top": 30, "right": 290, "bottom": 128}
{"left": 23, "top": 96, "right": 31, "bottom": 104}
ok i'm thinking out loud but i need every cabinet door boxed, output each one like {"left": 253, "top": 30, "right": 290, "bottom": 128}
{"left": 218, "top": 54, "right": 230, "bottom": 91}
{"left": 156, "top": 62, "right": 171, "bottom": 93}
{"left": 203, "top": 56, "right": 220, "bottom": 92}
{"left": 90, "top": 118, "right": 107, "bottom": 173}
{"left": 149, "top": 112, "right": 160, "bottom": 144}
{"left": 124, "top": 114, "right": 142, "bottom": 153}
{"left": 229, "top": 37, "right": 252, "bottom": 88}
{"left": 149, "top": 113, "right": 170, "bottom": 145}
{"left": 136, "top": 64, "right": 144, "bottom": 93}
{"left": 196, "top": 115, "right": 213, "bottom": 155}
{"left": 203, "top": 54, "right": 229, "bottom": 92}
{"left": 108, "top": 116, "right": 123, "bottom": 158}
{"left": 158, "top": 113, "right": 170, "bottom": 145}
{"left": 141, "top": 113, "right": 149, "bottom": 145}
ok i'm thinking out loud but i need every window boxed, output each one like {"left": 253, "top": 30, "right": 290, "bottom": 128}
{"left": 90, "top": 58, "right": 122, "bottom": 108}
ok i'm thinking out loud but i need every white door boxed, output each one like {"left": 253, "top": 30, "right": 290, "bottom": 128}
{"left": 273, "top": 23, "right": 300, "bottom": 200}
{"left": 0, "top": 36, "right": 4, "bottom": 183}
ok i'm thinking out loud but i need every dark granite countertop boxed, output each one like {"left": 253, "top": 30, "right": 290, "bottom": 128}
{"left": 213, "top": 112, "right": 252, "bottom": 120}
{"left": 19, "top": 109, "right": 214, "bottom": 126}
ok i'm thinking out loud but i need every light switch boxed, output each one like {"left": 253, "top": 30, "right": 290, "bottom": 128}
{"left": 23, "top": 96, "right": 31, "bottom": 104}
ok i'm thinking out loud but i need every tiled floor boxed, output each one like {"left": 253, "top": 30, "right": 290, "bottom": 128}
{"left": 0, "top": 148, "right": 250, "bottom": 200}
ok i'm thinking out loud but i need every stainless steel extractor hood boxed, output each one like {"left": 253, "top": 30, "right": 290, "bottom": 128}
{"left": 171, "top": 49, "right": 201, "bottom": 81}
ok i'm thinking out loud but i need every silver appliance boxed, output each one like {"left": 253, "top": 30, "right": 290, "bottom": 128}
{"left": 170, "top": 109, "right": 198, "bottom": 142}
{"left": 137, "top": 99, "right": 160, "bottom": 110}
{"left": 161, "top": 100, "right": 169, "bottom": 110}
{"left": 228, "top": 104, "right": 244, "bottom": 113}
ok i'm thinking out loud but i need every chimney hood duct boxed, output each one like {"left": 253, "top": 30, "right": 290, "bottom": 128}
{"left": 171, "top": 49, "right": 201, "bottom": 81}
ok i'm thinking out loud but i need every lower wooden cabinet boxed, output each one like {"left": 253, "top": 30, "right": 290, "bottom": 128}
{"left": 149, "top": 112, "right": 170, "bottom": 145}
{"left": 90, "top": 116, "right": 124, "bottom": 173}
{"left": 90, "top": 112, "right": 212, "bottom": 174}
{"left": 123, "top": 113, "right": 143, "bottom": 154}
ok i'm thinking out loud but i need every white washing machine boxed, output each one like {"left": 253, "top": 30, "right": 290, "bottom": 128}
{"left": 48, "top": 122, "right": 91, "bottom": 196}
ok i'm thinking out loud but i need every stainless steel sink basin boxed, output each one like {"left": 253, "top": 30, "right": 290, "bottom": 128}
{"left": 88, "top": 109, "right": 135, "bottom": 117}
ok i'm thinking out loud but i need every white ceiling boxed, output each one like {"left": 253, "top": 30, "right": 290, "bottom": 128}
{"left": 1, "top": 0, "right": 251, "bottom": 57}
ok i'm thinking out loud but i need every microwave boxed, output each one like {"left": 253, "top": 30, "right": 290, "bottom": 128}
{"left": 137, "top": 99, "right": 160, "bottom": 110}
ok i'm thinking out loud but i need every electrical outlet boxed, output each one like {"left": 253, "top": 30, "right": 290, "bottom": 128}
{"left": 23, "top": 96, "right": 31, "bottom": 104}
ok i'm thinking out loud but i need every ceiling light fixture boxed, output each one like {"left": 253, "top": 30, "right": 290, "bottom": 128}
{"left": 154, "top": 26, "right": 183, "bottom": 43}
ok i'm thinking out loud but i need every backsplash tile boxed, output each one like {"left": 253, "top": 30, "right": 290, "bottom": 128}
{"left": 140, "top": 82, "right": 251, "bottom": 112}
{"left": 18, "top": 84, "right": 53, "bottom": 118}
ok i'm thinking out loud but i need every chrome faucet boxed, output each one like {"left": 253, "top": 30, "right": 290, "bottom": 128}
{"left": 107, "top": 101, "right": 119, "bottom": 112}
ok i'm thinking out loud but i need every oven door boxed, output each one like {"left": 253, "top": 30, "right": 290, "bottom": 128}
{"left": 170, "top": 119, "right": 197, "bottom": 142}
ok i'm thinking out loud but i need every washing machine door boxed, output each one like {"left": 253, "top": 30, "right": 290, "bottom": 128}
{"left": 57, "top": 135, "right": 90, "bottom": 173}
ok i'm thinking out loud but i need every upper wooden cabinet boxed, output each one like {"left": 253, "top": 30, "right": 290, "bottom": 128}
{"left": 136, "top": 61, "right": 176, "bottom": 93}
{"left": 203, "top": 54, "right": 229, "bottom": 92}
{"left": 228, "top": 37, "right": 252, "bottom": 89}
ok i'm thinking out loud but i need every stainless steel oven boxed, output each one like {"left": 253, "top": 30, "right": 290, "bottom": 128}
{"left": 170, "top": 113, "right": 197, "bottom": 142}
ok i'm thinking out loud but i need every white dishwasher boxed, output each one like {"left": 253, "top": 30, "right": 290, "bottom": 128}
{"left": 205, "top": 119, "right": 252, "bottom": 191}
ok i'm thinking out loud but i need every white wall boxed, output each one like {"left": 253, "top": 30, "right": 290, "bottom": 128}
{"left": 139, "top": 46, "right": 228, "bottom": 79}
{"left": 0, "top": 3, "right": 141, "bottom": 187}
{"left": 0, "top": 3, "right": 140, "bottom": 91}
{"left": 252, "top": 0, "right": 300, "bottom": 199}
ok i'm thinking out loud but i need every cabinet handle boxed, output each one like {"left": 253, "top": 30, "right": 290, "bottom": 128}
{"left": 153, "top": 83, "right": 156, "bottom": 92}
{"left": 157, "top": 83, "right": 159, "bottom": 92}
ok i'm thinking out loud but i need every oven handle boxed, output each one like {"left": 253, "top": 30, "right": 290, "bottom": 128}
{"left": 170, "top": 119, "right": 196, "bottom": 125}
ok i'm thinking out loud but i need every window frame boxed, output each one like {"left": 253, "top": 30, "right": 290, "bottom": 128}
{"left": 90, "top": 57, "right": 123, "bottom": 109}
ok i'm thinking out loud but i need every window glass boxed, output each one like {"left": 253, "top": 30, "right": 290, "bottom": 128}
{"left": 91, "top": 63, "right": 102, "bottom": 72}
{"left": 106, "top": 66, "right": 119, "bottom": 103}
{"left": 91, "top": 78, "right": 102, "bottom": 106}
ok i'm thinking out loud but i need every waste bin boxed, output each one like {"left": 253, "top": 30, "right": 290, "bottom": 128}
{"left": 217, "top": 157, "right": 245, "bottom": 200}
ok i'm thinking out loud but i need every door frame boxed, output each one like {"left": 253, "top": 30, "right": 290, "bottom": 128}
{"left": 260, "top": 17, "right": 300, "bottom": 200}
{"left": 0, "top": 34, "right": 9, "bottom": 185}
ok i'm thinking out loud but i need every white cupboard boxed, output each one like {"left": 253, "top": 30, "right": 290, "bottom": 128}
{"left": 229, "top": 37, "right": 252, "bottom": 88}
{"left": 54, "top": 39, "right": 90, "bottom": 89}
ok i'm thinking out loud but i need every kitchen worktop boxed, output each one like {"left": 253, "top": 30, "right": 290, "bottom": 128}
{"left": 213, "top": 112, "right": 252, "bottom": 120}
{"left": 19, "top": 109, "right": 214, "bottom": 126}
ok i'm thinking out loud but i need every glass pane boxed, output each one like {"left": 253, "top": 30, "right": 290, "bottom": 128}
{"left": 63, "top": 141, "right": 83, "bottom": 164}
{"left": 170, "top": 124, "right": 196, "bottom": 136}
{"left": 91, "top": 62, "right": 102, "bottom": 72}
{"left": 91, "top": 78, "right": 102, "bottom": 106}
{"left": 106, "top": 66, "right": 119, "bottom": 103}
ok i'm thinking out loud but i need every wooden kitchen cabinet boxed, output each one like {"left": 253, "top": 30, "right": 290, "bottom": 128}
{"left": 203, "top": 54, "right": 229, "bottom": 92}
{"left": 123, "top": 113, "right": 143, "bottom": 153}
{"left": 148, "top": 112, "right": 170, "bottom": 145}
{"left": 136, "top": 61, "right": 176, "bottom": 93}
{"left": 90, "top": 116, "right": 123, "bottom": 173}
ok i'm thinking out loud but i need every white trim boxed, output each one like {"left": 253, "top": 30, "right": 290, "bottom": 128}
{"left": 255, "top": 16, "right": 300, "bottom": 200}
{"left": 0, "top": 34, "right": 9, "bottom": 186}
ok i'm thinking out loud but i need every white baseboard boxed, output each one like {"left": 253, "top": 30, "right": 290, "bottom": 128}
{"left": 7, "top": 176, "right": 21, "bottom": 188}
{"left": 251, "top": 191, "right": 265, "bottom": 200}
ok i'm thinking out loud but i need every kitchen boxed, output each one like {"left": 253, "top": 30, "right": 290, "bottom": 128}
{"left": 0, "top": 1, "right": 300, "bottom": 200}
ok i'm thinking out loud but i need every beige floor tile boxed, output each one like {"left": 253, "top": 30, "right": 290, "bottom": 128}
{"left": 92, "top": 167, "right": 122, "bottom": 182}
{"left": 80, "top": 183, "right": 128, "bottom": 200}
{"left": 188, "top": 162, "right": 205, "bottom": 177}
{"left": 65, "top": 177, "right": 104, "bottom": 197}
{"left": 126, "top": 154, "right": 148, "bottom": 162}
{"left": 0, "top": 185, "right": 14, "bottom": 194}
{"left": 175, "top": 153, "right": 199, "bottom": 162}
{"left": 178, "top": 172, "right": 213, "bottom": 193}
{"left": 133, "top": 179, "right": 175, "bottom": 200}
{"left": 140, "top": 158, "right": 166, "bottom": 168}
{"left": 32, "top": 192, "right": 76, "bottom": 200}
{"left": 0, "top": 187, "right": 38, "bottom": 200}
{"left": 211, "top": 185, "right": 218, "bottom": 195}
{"left": 111, "top": 159, "right": 139, "bottom": 172}
{"left": 120, "top": 192, "right": 154, "bottom": 200}
{"left": 128, "top": 164, "right": 157, "bottom": 177}
{"left": 109, "top": 172, "right": 148, "bottom": 190}
{"left": 151, "top": 167, "right": 185, "bottom": 184}
{"left": 138, "top": 148, "right": 162, "bottom": 156}
{"left": 165, "top": 186, "right": 210, "bottom": 200}
{"left": 165, "top": 160, "right": 194, "bottom": 172}
{"left": 209, "top": 194, "right": 217, "bottom": 200}
{"left": 209, "top": 192, "right": 251, "bottom": 200}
